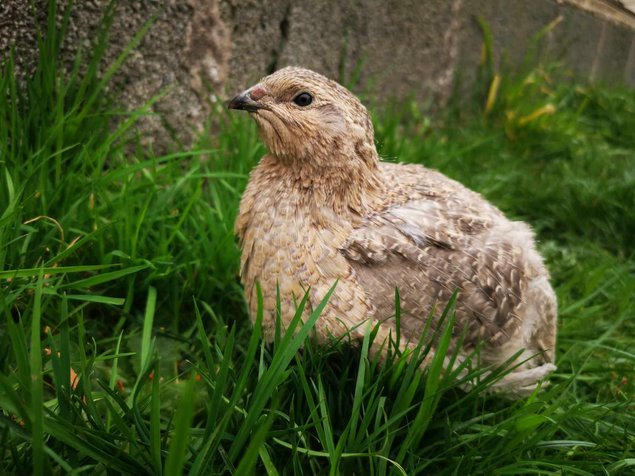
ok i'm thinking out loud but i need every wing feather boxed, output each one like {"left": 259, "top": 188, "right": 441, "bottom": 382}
{"left": 340, "top": 190, "right": 528, "bottom": 349}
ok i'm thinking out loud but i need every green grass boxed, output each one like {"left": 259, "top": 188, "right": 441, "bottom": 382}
{"left": 1, "top": 3, "right": 635, "bottom": 474}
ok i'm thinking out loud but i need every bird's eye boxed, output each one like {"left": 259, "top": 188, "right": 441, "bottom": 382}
{"left": 293, "top": 92, "right": 313, "bottom": 107}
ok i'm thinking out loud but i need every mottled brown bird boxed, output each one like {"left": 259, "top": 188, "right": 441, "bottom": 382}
{"left": 229, "top": 67, "right": 557, "bottom": 396}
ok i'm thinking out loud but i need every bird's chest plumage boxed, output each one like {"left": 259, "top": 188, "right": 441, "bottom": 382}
{"left": 239, "top": 190, "right": 304, "bottom": 289}
{"left": 236, "top": 179, "right": 355, "bottom": 332}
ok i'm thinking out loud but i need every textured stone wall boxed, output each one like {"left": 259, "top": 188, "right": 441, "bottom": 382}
{"left": 2, "top": 0, "right": 634, "bottom": 147}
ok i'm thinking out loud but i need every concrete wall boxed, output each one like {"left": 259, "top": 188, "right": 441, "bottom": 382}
{"left": 2, "top": 0, "right": 634, "bottom": 147}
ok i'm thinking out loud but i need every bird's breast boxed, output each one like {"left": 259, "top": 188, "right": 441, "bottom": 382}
{"left": 237, "top": 186, "right": 355, "bottom": 326}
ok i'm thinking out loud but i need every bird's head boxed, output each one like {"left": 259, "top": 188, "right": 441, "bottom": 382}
{"left": 228, "top": 67, "right": 377, "bottom": 167}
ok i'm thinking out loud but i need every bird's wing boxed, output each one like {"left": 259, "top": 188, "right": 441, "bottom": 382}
{"left": 340, "top": 197, "right": 526, "bottom": 349}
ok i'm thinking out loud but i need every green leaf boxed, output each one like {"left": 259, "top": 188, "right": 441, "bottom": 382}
{"left": 29, "top": 269, "right": 46, "bottom": 475}
{"left": 514, "top": 414, "right": 550, "bottom": 432}
{"left": 0, "top": 264, "right": 115, "bottom": 280}
{"left": 140, "top": 286, "right": 157, "bottom": 373}
{"left": 164, "top": 375, "right": 197, "bottom": 476}
{"left": 229, "top": 283, "right": 337, "bottom": 464}
{"left": 60, "top": 264, "right": 150, "bottom": 289}
{"left": 65, "top": 294, "right": 125, "bottom": 305}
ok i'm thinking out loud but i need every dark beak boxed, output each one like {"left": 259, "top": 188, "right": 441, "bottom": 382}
{"left": 227, "top": 91, "right": 264, "bottom": 112}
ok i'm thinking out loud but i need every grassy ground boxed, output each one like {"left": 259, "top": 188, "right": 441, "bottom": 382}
{"left": 1, "top": 5, "right": 635, "bottom": 475}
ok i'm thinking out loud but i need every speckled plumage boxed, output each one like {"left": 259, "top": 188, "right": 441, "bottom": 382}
{"left": 229, "top": 67, "right": 557, "bottom": 396}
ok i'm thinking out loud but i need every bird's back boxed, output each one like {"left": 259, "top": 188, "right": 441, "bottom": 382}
{"left": 343, "top": 162, "right": 557, "bottom": 366}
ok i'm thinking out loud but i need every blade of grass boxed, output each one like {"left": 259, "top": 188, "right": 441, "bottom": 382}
{"left": 60, "top": 264, "right": 150, "bottom": 290}
{"left": 65, "top": 294, "right": 125, "bottom": 305}
{"left": 164, "top": 374, "right": 197, "bottom": 476}
{"left": 234, "top": 409, "right": 276, "bottom": 476}
{"left": 397, "top": 294, "right": 457, "bottom": 461}
{"left": 0, "top": 264, "right": 115, "bottom": 280}
{"left": 30, "top": 269, "right": 45, "bottom": 475}
{"left": 228, "top": 282, "right": 337, "bottom": 464}
{"left": 150, "top": 361, "right": 162, "bottom": 476}
{"left": 140, "top": 286, "right": 157, "bottom": 373}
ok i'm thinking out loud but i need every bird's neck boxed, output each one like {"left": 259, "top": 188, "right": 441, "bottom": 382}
{"left": 264, "top": 150, "right": 385, "bottom": 215}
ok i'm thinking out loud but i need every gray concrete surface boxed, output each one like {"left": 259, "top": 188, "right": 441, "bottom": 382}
{"left": 1, "top": 0, "right": 634, "bottom": 148}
